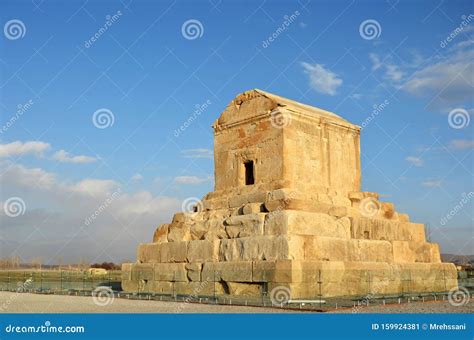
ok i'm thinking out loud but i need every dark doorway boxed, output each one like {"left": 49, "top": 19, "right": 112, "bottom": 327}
{"left": 244, "top": 160, "right": 255, "bottom": 185}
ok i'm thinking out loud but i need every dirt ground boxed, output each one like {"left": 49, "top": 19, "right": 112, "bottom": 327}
{"left": 0, "top": 292, "right": 472, "bottom": 313}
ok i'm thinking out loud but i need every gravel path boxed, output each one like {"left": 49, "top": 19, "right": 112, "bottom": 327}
{"left": 0, "top": 292, "right": 297, "bottom": 313}
{"left": 331, "top": 300, "right": 473, "bottom": 314}
{"left": 0, "top": 292, "right": 471, "bottom": 313}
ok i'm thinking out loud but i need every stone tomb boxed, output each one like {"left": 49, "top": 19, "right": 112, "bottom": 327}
{"left": 122, "top": 89, "right": 457, "bottom": 299}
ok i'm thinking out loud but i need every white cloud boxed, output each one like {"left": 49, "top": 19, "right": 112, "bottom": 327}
{"left": 0, "top": 162, "right": 181, "bottom": 263}
{"left": 385, "top": 64, "right": 403, "bottom": 82}
{"left": 0, "top": 141, "right": 50, "bottom": 158}
{"left": 67, "top": 179, "right": 119, "bottom": 196}
{"left": 448, "top": 139, "right": 474, "bottom": 150}
{"left": 405, "top": 156, "right": 423, "bottom": 167}
{"left": 422, "top": 179, "right": 442, "bottom": 188}
{"left": 0, "top": 141, "right": 98, "bottom": 165}
{"left": 52, "top": 150, "right": 97, "bottom": 164}
{"left": 402, "top": 54, "right": 473, "bottom": 104}
{"left": 401, "top": 47, "right": 474, "bottom": 108}
{"left": 301, "top": 62, "right": 343, "bottom": 96}
{"left": 1, "top": 162, "right": 55, "bottom": 190}
{"left": 174, "top": 175, "right": 211, "bottom": 185}
{"left": 369, "top": 53, "right": 382, "bottom": 71}
{"left": 369, "top": 53, "right": 403, "bottom": 82}
{"left": 181, "top": 149, "right": 213, "bottom": 159}
{"left": 131, "top": 173, "right": 143, "bottom": 181}
{"left": 370, "top": 41, "right": 473, "bottom": 110}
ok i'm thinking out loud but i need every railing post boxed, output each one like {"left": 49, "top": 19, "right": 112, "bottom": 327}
{"left": 213, "top": 271, "right": 216, "bottom": 304}
{"left": 317, "top": 270, "right": 322, "bottom": 309}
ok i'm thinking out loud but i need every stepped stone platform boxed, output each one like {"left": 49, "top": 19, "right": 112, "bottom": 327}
{"left": 122, "top": 89, "right": 457, "bottom": 299}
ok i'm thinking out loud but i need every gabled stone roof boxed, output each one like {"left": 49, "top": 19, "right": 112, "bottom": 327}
{"left": 213, "top": 89, "right": 358, "bottom": 130}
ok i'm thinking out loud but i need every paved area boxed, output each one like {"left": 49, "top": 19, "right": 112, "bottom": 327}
{"left": 0, "top": 292, "right": 471, "bottom": 313}
{"left": 0, "top": 292, "right": 296, "bottom": 313}
{"left": 332, "top": 300, "right": 473, "bottom": 313}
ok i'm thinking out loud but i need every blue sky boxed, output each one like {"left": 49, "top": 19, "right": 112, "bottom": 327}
{"left": 0, "top": 0, "right": 473, "bottom": 263}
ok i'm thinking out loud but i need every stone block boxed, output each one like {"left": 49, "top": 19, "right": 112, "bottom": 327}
{"left": 203, "top": 198, "right": 228, "bottom": 210}
{"left": 190, "top": 221, "right": 208, "bottom": 240}
{"left": 243, "top": 203, "right": 263, "bottom": 214}
{"left": 131, "top": 263, "right": 154, "bottom": 281}
{"left": 229, "top": 195, "right": 248, "bottom": 208}
{"left": 121, "top": 263, "right": 132, "bottom": 280}
{"left": 264, "top": 210, "right": 350, "bottom": 238}
{"left": 381, "top": 202, "right": 395, "bottom": 219}
{"left": 392, "top": 241, "right": 416, "bottom": 263}
{"left": 246, "top": 191, "right": 268, "bottom": 203}
{"left": 137, "top": 243, "right": 161, "bottom": 263}
{"left": 224, "top": 213, "right": 265, "bottom": 238}
{"left": 329, "top": 206, "right": 348, "bottom": 217}
{"left": 160, "top": 241, "right": 188, "bottom": 263}
{"left": 252, "top": 261, "right": 276, "bottom": 282}
{"left": 411, "top": 242, "right": 441, "bottom": 263}
{"left": 167, "top": 222, "right": 191, "bottom": 242}
{"left": 226, "top": 282, "right": 262, "bottom": 296}
{"left": 202, "top": 261, "right": 253, "bottom": 282}
{"left": 154, "top": 263, "right": 187, "bottom": 282}
{"left": 121, "top": 280, "right": 138, "bottom": 292}
{"left": 174, "top": 281, "right": 226, "bottom": 296}
{"left": 187, "top": 240, "right": 219, "bottom": 263}
{"left": 153, "top": 224, "right": 169, "bottom": 243}
{"left": 219, "top": 236, "right": 299, "bottom": 261}
{"left": 203, "top": 219, "right": 228, "bottom": 240}
{"left": 303, "top": 236, "right": 392, "bottom": 262}
{"left": 398, "top": 213, "right": 410, "bottom": 222}
{"left": 350, "top": 217, "right": 425, "bottom": 242}
{"left": 152, "top": 281, "right": 173, "bottom": 294}
{"left": 185, "top": 263, "right": 202, "bottom": 281}
{"left": 172, "top": 212, "right": 187, "bottom": 224}
{"left": 331, "top": 195, "right": 351, "bottom": 207}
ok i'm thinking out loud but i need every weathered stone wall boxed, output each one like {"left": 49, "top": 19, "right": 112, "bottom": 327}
{"left": 214, "top": 119, "right": 284, "bottom": 192}
{"left": 122, "top": 89, "right": 458, "bottom": 299}
{"left": 284, "top": 116, "right": 361, "bottom": 196}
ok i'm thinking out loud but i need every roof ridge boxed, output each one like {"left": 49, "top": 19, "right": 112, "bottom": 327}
{"left": 251, "top": 89, "right": 346, "bottom": 122}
